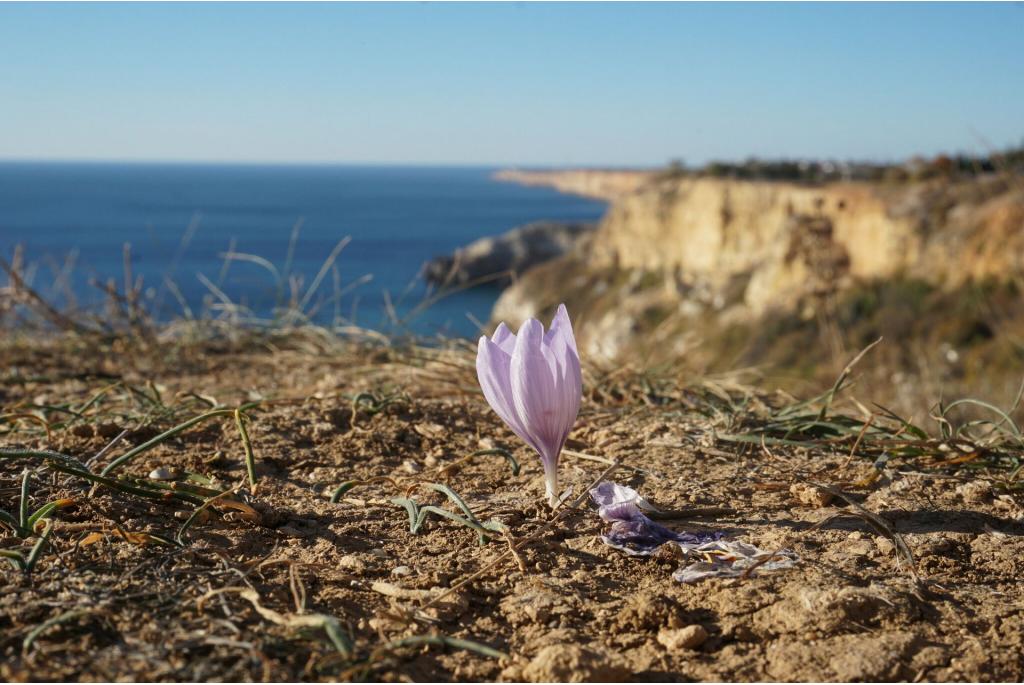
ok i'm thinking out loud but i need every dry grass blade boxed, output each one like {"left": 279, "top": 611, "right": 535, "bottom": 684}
{"left": 176, "top": 487, "right": 239, "bottom": 545}
{"left": 199, "top": 587, "right": 353, "bottom": 658}
{"left": 802, "top": 477, "right": 920, "bottom": 585}
{"left": 810, "top": 335, "right": 882, "bottom": 423}
{"left": 0, "top": 256, "right": 103, "bottom": 335}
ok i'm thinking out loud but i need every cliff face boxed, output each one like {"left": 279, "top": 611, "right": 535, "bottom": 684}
{"left": 492, "top": 169, "right": 653, "bottom": 201}
{"left": 493, "top": 174, "right": 1024, "bottom": 380}
{"left": 591, "top": 178, "right": 926, "bottom": 313}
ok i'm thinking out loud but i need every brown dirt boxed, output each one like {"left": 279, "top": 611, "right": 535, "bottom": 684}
{"left": 1, "top": 333, "right": 1023, "bottom": 682}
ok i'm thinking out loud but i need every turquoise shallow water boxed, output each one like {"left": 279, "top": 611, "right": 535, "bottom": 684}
{"left": 0, "top": 163, "right": 606, "bottom": 338}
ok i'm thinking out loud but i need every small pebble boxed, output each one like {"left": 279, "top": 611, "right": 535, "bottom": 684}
{"left": 402, "top": 459, "right": 422, "bottom": 474}
{"left": 338, "top": 555, "right": 367, "bottom": 571}
{"left": 846, "top": 540, "right": 874, "bottom": 557}
{"left": 657, "top": 624, "right": 708, "bottom": 650}
{"left": 874, "top": 536, "right": 895, "bottom": 556}
{"left": 391, "top": 565, "right": 413, "bottom": 577}
{"left": 148, "top": 467, "right": 177, "bottom": 481}
{"left": 790, "top": 483, "right": 833, "bottom": 507}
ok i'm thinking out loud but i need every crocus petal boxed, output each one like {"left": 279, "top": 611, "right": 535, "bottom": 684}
{"left": 476, "top": 336, "right": 538, "bottom": 453}
{"left": 555, "top": 341, "right": 582, "bottom": 441}
{"left": 490, "top": 321, "right": 517, "bottom": 356}
{"left": 540, "top": 341, "right": 574, "bottom": 456}
{"left": 590, "top": 481, "right": 655, "bottom": 518}
{"left": 510, "top": 319, "right": 563, "bottom": 460}
{"left": 544, "top": 305, "right": 583, "bottom": 426}
{"left": 589, "top": 481, "right": 722, "bottom": 554}
{"left": 545, "top": 303, "right": 579, "bottom": 356}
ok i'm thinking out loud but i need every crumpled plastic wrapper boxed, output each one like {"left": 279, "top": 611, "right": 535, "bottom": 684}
{"left": 589, "top": 481, "right": 799, "bottom": 582}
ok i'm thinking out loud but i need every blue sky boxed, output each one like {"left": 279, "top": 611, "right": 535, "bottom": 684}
{"left": 1, "top": 2, "right": 1021, "bottom": 166}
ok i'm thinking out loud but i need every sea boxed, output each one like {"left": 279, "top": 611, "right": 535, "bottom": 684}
{"left": 0, "top": 163, "right": 606, "bottom": 338}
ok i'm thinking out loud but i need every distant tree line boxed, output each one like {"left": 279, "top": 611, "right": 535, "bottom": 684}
{"left": 656, "top": 144, "right": 1024, "bottom": 184}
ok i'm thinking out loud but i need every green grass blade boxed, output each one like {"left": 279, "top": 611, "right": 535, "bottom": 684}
{"left": 176, "top": 490, "right": 233, "bottom": 545}
{"left": 26, "top": 501, "right": 62, "bottom": 530}
{"left": 234, "top": 409, "right": 258, "bottom": 491}
{"left": 427, "top": 483, "right": 484, "bottom": 526}
{"left": 323, "top": 619, "right": 354, "bottom": 658}
{"left": 378, "top": 634, "right": 507, "bottom": 660}
{"left": 942, "top": 398, "right": 1023, "bottom": 442}
{"left": 22, "top": 610, "right": 89, "bottom": 653}
{"left": 100, "top": 403, "right": 258, "bottom": 476}
{"left": 330, "top": 481, "right": 357, "bottom": 503}
{"left": 0, "top": 509, "right": 25, "bottom": 535}
{"left": 0, "top": 549, "right": 27, "bottom": 571}
{"left": 18, "top": 470, "right": 30, "bottom": 530}
{"left": 467, "top": 448, "right": 520, "bottom": 476}
{"left": 390, "top": 497, "right": 420, "bottom": 533}
{"left": 24, "top": 521, "right": 52, "bottom": 575}
{"left": 49, "top": 462, "right": 205, "bottom": 505}
{"left": 0, "top": 448, "right": 88, "bottom": 469}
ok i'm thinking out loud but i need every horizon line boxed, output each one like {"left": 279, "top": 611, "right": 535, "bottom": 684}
{"left": 0, "top": 156, "right": 659, "bottom": 171}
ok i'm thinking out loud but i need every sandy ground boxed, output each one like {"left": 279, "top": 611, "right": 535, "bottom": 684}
{"left": 1, "top": 334, "right": 1022, "bottom": 682}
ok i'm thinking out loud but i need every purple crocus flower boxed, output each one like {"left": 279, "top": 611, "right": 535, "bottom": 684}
{"left": 476, "top": 304, "right": 582, "bottom": 507}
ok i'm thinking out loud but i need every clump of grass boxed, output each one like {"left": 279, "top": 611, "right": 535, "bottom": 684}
{"left": 0, "top": 398, "right": 264, "bottom": 571}
{"left": 329, "top": 447, "right": 520, "bottom": 543}
{"left": 711, "top": 340, "right": 1024, "bottom": 480}
{"left": 392, "top": 483, "right": 508, "bottom": 544}
{"left": 0, "top": 469, "right": 73, "bottom": 539}
{"left": 0, "top": 468, "right": 71, "bottom": 574}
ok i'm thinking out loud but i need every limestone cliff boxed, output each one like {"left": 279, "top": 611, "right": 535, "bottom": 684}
{"left": 493, "top": 174, "right": 1024, "bottom": 379}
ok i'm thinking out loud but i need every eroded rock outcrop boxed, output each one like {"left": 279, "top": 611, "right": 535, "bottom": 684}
{"left": 589, "top": 178, "right": 926, "bottom": 313}
{"left": 423, "top": 221, "right": 594, "bottom": 288}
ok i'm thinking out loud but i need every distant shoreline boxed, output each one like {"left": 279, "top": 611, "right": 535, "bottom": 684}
{"left": 492, "top": 168, "right": 653, "bottom": 202}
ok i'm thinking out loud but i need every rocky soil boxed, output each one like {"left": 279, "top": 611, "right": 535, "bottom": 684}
{"left": 1, "top": 332, "right": 1022, "bottom": 681}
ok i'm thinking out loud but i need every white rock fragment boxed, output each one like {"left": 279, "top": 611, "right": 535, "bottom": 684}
{"left": 657, "top": 624, "right": 708, "bottom": 650}
{"left": 148, "top": 467, "right": 177, "bottom": 480}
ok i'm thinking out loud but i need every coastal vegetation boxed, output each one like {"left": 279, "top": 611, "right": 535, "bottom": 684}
{"left": 657, "top": 144, "right": 1024, "bottom": 184}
